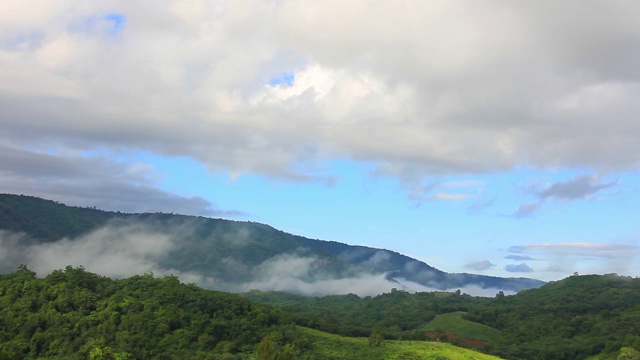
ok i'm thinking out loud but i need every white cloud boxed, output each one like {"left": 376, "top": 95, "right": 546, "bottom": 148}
{"left": 1, "top": 0, "right": 639, "bottom": 199}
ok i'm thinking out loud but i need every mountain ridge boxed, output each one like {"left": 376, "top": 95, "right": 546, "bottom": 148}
{"left": 0, "top": 193, "right": 544, "bottom": 295}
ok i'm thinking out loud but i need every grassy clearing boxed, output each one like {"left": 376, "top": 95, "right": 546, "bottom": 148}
{"left": 421, "top": 311, "right": 500, "bottom": 343}
{"left": 299, "top": 327, "right": 503, "bottom": 360}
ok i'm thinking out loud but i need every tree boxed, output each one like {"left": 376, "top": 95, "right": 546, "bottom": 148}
{"left": 368, "top": 330, "right": 384, "bottom": 348}
{"left": 619, "top": 347, "right": 640, "bottom": 360}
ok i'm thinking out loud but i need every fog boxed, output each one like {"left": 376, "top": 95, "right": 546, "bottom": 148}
{"left": 0, "top": 221, "right": 510, "bottom": 297}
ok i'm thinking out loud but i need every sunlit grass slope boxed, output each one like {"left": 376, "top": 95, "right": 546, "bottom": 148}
{"left": 422, "top": 311, "right": 500, "bottom": 343}
{"left": 300, "top": 327, "right": 503, "bottom": 360}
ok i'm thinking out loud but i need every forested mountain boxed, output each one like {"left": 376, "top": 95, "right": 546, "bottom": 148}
{"left": 0, "top": 193, "right": 543, "bottom": 295}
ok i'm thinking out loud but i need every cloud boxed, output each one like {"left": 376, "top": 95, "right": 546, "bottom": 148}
{"left": 1, "top": 223, "right": 175, "bottom": 277}
{"left": 505, "top": 263, "right": 534, "bottom": 273}
{"left": 1, "top": 1, "right": 639, "bottom": 200}
{"left": 510, "top": 174, "right": 618, "bottom": 217}
{"left": 510, "top": 242, "right": 639, "bottom": 259}
{"left": 430, "top": 193, "right": 471, "bottom": 201}
{"left": 538, "top": 175, "right": 618, "bottom": 201}
{"left": 394, "top": 278, "right": 516, "bottom": 297}
{"left": 508, "top": 242, "right": 640, "bottom": 277}
{"left": 505, "top": 255, "right": 536, "bottom": 261}
{"left": 510, "top": 201, "right": 544, "bottom": 218}
{"left": 0, "top": 145, "right": 243, "bottom": 217}
{"left": 464, "top": 260, "right": 496, "bottom": 271}
{"left": 466, "top": 197, "right": 496, "bottom": 215}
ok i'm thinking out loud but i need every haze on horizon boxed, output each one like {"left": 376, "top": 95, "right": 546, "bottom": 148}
{"left": 1, "top": 1, "right": 639, "bottom": 282}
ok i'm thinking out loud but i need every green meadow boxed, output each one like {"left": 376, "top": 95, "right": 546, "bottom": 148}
{"left": 300, "top": 327, "right": 503, "bottom": 360}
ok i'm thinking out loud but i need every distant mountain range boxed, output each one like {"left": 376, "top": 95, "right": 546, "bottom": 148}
{"left": 0, "top": 193, "right": 544, "bottom": 295}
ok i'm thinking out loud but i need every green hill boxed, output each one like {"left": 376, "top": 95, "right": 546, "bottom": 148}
{"left": 422, "top": 311, "right": 500, "bottom": 344}
{"left": 298, "top": 327, "right": 503, "bottom": 360}
{"left": 468, "top": 274, "right": 640, "bottom": 359}
{"left": 244, "top": 276, "right": 640, "bottom": 359}
{"left": 0, "top": 193, "right": 544, "bottom": 293}
{"left": 0, "top": 266, "right": 503, "bottom": 359}
{"left": 0, "top": 266, "right": 300, "bottom": 359}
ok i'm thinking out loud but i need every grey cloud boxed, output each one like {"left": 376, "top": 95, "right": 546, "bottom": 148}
{"left": 1, "top": 1, "right": 639, "bottom": 192}
{"left": 0, "top": 145, "right": 244, "bottom": 217}
{"left": 538, "top": 175, "right": 617, "bottom": 200}
{"left": 467, "top": 197, "right": 496, "bottom": 215}
{"left": 505, "top": 263, "right": 534, "bottom": 273}
{"left": 464, "top": 260, "right": 496, "bottom": 271}
{"left": 510, "top": 201, "right": 544, "bottom": 218}
{"left": 511, "top": 174, "right": 617, "bottom": 218}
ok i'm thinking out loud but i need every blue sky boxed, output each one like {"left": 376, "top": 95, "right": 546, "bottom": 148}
{"left": 1, "top": 1, "right": 639, "bottom": 282}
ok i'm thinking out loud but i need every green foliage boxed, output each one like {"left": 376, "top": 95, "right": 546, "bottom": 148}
{"left": 618, "top": 347, "right": 640, "bottom": 360}
{"left": 297, "top": 327, "right": 502, "bottom": 360}
{"left": 242, "top": 288, "right": 488, "bottom": 339}
{"left": 422, "top": 311, "right": 499, "bottom": 343}
{"left": 368, "top": 330, "right": 384, "bottom": 348}
{"left": 469, "top": 274, "right": 640, "bottom": 359}
{"left": 0, "top": 266, "right": 295, "bottom": 359}
{"left": 0, "top": 194, "right": 113, "bottom": 243}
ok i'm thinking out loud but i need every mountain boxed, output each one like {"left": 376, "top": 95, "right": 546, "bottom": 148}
{"left": 0, "top": 193, "right": 544, "bottom": 295}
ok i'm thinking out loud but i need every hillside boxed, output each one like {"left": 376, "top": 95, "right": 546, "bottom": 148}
{"left": 297, "top": 327, "right": 503, "bottom": 360}
{"left": 0, "top": 193, "right": 543, "bottom": 295}
{"left": 0, "top": 266, "right": 297, "bottom": 359}
{"left": 243, "top": 275, "right": 640, "bottom": 360}
{"left": 468, "top": 274, "right": 640, "bottom": 359}
{"left": 0, "top": 266, "right": 507, "bottom": 359}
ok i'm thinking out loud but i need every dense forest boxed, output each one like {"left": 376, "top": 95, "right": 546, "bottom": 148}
{"left": 0, "top": 266, "right": 303, "bottom": 359}
{"left": 244, "top": 275, "right": 640, "bottom": 360}
{"left": 0, "top": 266, "right": 500, "bottom": 360}
{"left": 2, "top": 265, "right": 639, "bottom": 359}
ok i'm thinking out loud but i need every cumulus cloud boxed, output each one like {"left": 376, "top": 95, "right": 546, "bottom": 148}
{"left": 505, "top": 263, "right": 534, "bottom": 273}
{"left": 1, "top": 1, "right": 639, "bottom": 206}
{"left": 464, "top": 260, "right": 496, "bottom": 271}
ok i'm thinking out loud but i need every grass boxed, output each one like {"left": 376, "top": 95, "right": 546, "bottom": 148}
{"left": 421, "top": 311, "right": 500, "bottom": 343}
{"left": 299, "top": 327, "right": 503, "bottom": 360}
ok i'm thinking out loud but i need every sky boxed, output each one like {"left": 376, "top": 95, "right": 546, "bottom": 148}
{"left": 1, "top": 1, "right": 639, "bottom": 282}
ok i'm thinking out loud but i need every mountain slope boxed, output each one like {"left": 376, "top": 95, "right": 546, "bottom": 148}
{"left": 0, "top": 193, "right": 544, "bottom": 295}
{"left": 468, "top": 274, "right": 640, "bottom": 359}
